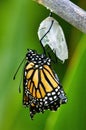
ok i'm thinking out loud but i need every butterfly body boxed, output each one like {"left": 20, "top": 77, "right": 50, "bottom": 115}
{"left": 23, "top": 49, "right": 67, "bottom": 119}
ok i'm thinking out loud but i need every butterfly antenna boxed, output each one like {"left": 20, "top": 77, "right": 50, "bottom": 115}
{"left": 13, "top": 57, "right": 25, "bottom": 80}
{"left": 18, "top": 72, "right": 23, "bottom": 93}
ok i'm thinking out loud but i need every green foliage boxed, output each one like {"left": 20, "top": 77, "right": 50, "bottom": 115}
{"left": 0, "top": 0, "right": 86, "bottom": 130}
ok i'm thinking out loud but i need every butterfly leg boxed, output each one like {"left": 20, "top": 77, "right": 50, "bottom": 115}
{"left": 47, "top": 48, "right": 58, "bottom": 63}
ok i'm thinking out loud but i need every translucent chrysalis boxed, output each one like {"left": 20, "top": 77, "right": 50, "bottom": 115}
{"left": 38, "top": 16, "right": 68, "bottom": 63}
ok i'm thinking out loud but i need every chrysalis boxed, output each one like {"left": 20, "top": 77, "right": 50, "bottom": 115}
{"left": 38, "top": 16, "right": 68, "bottom": 63}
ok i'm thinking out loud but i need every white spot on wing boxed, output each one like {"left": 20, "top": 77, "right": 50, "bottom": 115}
{"left": 49, "top": 97, "right": 53, "bottom": 101}
{"left": 52, "top": 91, "right": 56, "bottom": 95}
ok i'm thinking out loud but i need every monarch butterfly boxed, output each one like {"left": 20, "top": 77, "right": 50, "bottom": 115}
{"left": 23, "top": 49, "right": 67, "bottom": 119}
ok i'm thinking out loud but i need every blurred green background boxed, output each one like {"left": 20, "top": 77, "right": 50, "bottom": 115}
{"left": 0, "top": 0, "right": 86, "bottom": 130}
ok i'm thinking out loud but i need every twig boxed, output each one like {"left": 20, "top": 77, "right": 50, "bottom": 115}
{"left": 34, "top": 0, "right": 86, "bottom": 33}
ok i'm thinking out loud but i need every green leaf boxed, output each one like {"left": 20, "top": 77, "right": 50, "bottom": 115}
{"left": 44, "top": 34, "right": 86, "bottom": 130}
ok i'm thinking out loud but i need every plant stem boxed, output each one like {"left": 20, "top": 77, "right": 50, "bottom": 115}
{"left": 35, "top": 0, "right": 86, "bottom": 33}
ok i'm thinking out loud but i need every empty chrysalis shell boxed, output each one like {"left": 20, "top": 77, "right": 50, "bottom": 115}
{"left": 38, "top": 16, "right": 68, "bottom": 63}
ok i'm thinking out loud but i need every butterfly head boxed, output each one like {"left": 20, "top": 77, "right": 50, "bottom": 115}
{"left": 26, "top": 49, "right": 36, "bottom": 61}
{"left": 26, "top": 49, "right": 51, "bottom": 66}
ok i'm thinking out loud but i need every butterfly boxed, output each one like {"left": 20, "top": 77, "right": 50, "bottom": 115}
{"left": 23, "top": 49, "right": 67, "bottom": 119}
